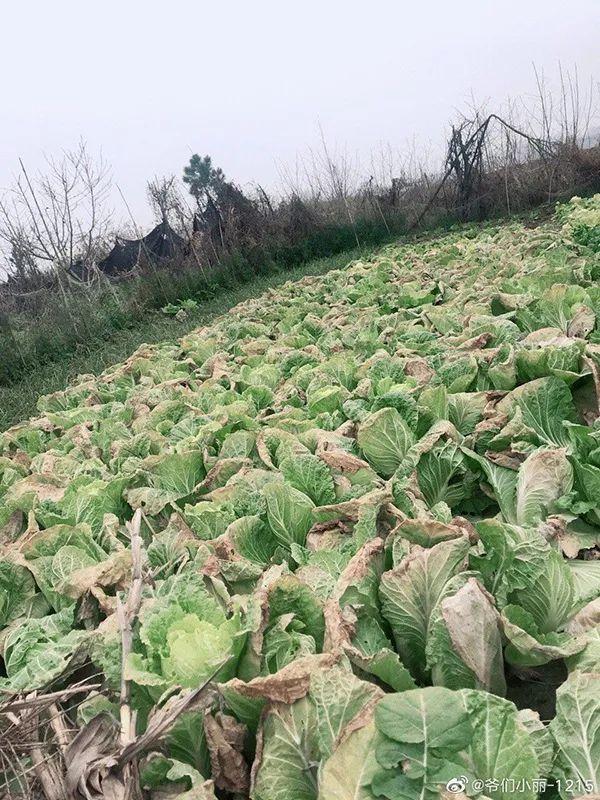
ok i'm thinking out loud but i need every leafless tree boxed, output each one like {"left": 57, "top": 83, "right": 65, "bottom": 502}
{"left": 0, "top": 141, "right": 112, "bottom": 283}
{"left": 146, "top": 174, "right": 192, "bottom": 234}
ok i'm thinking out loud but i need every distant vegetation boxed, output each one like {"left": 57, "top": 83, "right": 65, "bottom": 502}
{"left": 0, "top": 68, "right": 599, "bottom": 392}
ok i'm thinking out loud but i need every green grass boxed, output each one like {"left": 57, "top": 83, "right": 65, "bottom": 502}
{"left": 0, "top": 245, "right": 377, "bottom": 431}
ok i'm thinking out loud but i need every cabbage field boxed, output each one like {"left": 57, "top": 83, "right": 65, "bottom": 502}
{"left": 1, "top": 196, "right": 600, "bottom": 799}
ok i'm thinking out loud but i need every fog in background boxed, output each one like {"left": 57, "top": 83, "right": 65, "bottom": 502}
{"left": 0, "top": 0, "right": 598, "bottom": 228}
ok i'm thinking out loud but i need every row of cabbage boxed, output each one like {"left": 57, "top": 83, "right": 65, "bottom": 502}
{"left": 1, "top": 196, "right": 600, "bottom": 799}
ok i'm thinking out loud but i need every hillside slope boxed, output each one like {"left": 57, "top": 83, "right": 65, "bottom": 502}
{"left": 1, "top": 197, "right": 600, "bottom": 798}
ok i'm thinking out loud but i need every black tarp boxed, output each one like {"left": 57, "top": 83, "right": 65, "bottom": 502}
{"left": 97, "top": 220, "right": 185, "bottom": 276}
{"left": 67, "top": 221, "right": 186, "bottom": 282}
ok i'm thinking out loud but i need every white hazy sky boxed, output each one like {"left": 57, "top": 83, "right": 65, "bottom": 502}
{"left": 0, "top": 0, "right": 598, "bottom": 226}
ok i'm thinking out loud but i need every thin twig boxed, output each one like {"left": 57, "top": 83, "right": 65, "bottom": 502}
{"left": 0, "top": 683, "right": 101, "bottom": 711}
{"left": 116, "top": 508, "right": 144, "bottom": 748}
{"left": 115, "top": 508, "right": 144, "bottom": 799}
{"left": 47, "top": 703, "right": 72, "bottom": 758}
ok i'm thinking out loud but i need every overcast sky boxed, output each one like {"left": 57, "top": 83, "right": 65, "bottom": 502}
{"left": 0, "top": 0, "right": 598, "bottom": 228}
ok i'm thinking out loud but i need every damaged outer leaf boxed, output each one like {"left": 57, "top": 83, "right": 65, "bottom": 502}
{"left": 203, "top": 711, "right": 249, "bottom": 794}
{"left": 220, "top": 653, "right": 339, "bottom": 704}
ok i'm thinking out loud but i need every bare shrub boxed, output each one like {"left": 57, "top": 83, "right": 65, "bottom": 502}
{"left": 0, "top": 141, "right": 112, "bottom": 285}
